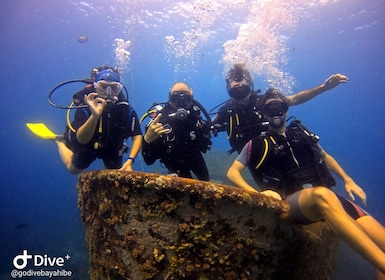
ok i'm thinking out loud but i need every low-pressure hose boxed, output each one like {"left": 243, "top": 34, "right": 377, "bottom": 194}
{"left": 192, "top": 99, "right": 212, "bottom": 123}
{"left": 47, "top": 78, "right": 129, "bottom": 109}
{"left": 48, "top": 79, "right": 92, "bottom": 109}
{"left": 66, "top": 102, "right": 76, "bottom": 133}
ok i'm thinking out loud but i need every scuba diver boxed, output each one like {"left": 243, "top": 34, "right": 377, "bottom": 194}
{"left": 227, "top": 88, "right": 385, "bottom": 279}
{"left": 211, "top": 62, "right": 349, "bottom": 154}
{"left": 27, "top": 66, "right": 142, "bottom": 174}
{"left": 141, "top": 82, "right": 212, "bottom": 181}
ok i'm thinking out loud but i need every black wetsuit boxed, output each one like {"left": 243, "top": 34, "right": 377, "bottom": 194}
{"left": 65, "top": 85, "right": 142, "bottom": 169}
{"left": 142, "top": 103, "right": 212, "bottom": 181}
{"left": 212, "top": 92, "right": 266, "bottom": 154}
{"left": 236, "top": 120, "right": 368, "bottom": 222}
{"left": 243, "top": 120, "right": 335, "bottom": 197}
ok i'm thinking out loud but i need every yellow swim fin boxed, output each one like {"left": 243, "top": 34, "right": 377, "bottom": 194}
{"left": 26, "top": 123, "right": 61, "bottom": 140}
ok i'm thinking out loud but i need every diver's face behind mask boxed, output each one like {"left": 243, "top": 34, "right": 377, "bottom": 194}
{"left": 94, "top": 80, "right": 123, "bottom": 96}
{"left": 226, "top": 64, "right": 254, "bottom": 99}
{"left": 228, "top": 81, "right": 251, "bottom": 100}
{"left": 263, "top": 100, "right": 288, "bottom": 129}
{"left": 169, "top": 90, "right": 193, "bottom": 108}
{"left": 93, "top": 80, "right": 122, "bottom": 110}
{"left": 263, "top": 101, "right": 288, "bottom": 117}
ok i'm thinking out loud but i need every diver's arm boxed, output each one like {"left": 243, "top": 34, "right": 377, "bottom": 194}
{"left": 287, "top": 74, "right": 348, "bottom": 106}
{"left": 76, "top": 93, "right": 106, "bottom": 144}
{"left": 129, "top": 134, "right": 143, "bottom": 159}
{"left": 227, "top": 140, "right": 260, "bottom": 192}
{"left": 143, "top": 114, "right": 170, "bottom": 143}
{"left": 120, "top": 135, "right": 143, "bottom": 171}
{"left": 141, "top": 114, "right": 168, "bottom": 165}
{"left": 227, "top": 160, "right": 258, "bottom": 193}
{"left": 227, "top": 161, "right": 282, "bottom": 199}
{"left": 141, "top": 140, "right": 157, "bottom": 165}
{"left": 211, "top": 109, "right": 228, "bottom": 133}
{"left": 320, "top": 149, "right": 367, "bottom": 206}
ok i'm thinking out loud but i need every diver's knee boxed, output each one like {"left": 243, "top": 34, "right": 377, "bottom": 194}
{"left": 67, "top": 164, "right": 82, "bottom": 175}
{"left": 311, "top": 187, "right": 337, "bottom": 208}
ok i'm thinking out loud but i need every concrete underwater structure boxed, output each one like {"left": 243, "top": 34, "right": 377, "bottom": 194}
{"left": 77, "top": 170, "right": 339, "bottom": 280}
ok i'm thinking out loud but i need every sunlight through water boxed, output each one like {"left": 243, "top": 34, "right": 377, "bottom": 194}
{"left": 112, "top": 0, "right": 338, "bottom": 92}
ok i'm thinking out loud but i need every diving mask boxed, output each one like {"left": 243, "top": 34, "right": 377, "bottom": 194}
{"left": 169, "top": 91, "right": 193, "bottom": 108}
{"left": 94, "top": 80, "right": 123, "bottom": 96}
{"left": 228, "top": 84, "right": 251, "bottom": 100}
{"left": 263, "top": 101, "right": 289, "bottom": 117}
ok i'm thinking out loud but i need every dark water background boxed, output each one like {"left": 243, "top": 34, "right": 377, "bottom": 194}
{"left": 1, "top": 0, "right": 384, "bottom": 279}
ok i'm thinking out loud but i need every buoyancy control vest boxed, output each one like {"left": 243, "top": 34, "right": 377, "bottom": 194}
{"left": 248, "top": 120, "right": 336, "bottom": 198}
{"left": 141, "top": 101, "right": 212, "bottom": 167}
{"left": 157, "top": 103, "right": 212, "bottom": 154}
{"left": 216, "top": 92, "right": 267, "bottom": 153}
{"left": 64, "top": 86, "right": 135, "bottom": 156}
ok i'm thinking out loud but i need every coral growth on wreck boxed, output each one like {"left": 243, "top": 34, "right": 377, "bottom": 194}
{"left": 78, "top": 170, "right": 338, "bottom": 280}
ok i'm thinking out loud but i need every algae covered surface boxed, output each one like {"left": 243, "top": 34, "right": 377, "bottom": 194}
{"left": 78, "top": 170, "right": 338, "bottom": 280}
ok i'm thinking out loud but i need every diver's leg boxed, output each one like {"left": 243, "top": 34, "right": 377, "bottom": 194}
{"left": 377, "top": 271, "right": 385, "bottom": 280}
{"left": 355, "top": 216, "right": 385, "bottom": 280}
{"left": 356, "top": 215, "right": 385, "bottom": 254}
{"left": 56, "top": 141, "right": 83, "bottom": 174}
{"left": 174, "top": 167, "right": 193, "bottom": 179}
{"left": 191, "top": 153, "right": 210, "bottom": 181}
{"left": 165, "top": 160, "right": 192, "bottom": 179}
{"left": 297, "top": 187, "right": 385, "bottom": 274}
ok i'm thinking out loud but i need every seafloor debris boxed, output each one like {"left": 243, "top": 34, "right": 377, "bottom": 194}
{"left": 77, "top": 170, "right": 339, "bottom": 280}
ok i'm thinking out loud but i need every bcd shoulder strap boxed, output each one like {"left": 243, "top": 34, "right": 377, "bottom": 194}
{"left": 288, "top": 119, "right": 319, "bottom": 144}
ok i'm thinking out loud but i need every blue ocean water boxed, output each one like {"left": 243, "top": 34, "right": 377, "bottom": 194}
{"left": 0, "top": 0, "right": 384, "bottom": 279}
